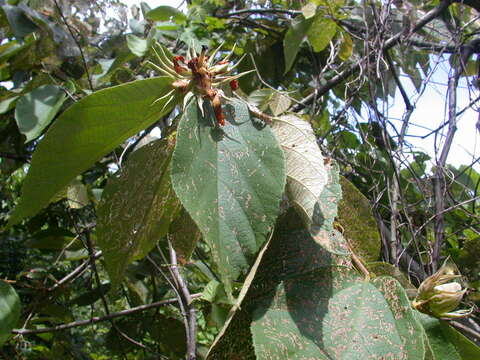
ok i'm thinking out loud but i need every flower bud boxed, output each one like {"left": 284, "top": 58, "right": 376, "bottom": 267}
{"left": 412, "top": 261, "right": 471, "bottom": 318}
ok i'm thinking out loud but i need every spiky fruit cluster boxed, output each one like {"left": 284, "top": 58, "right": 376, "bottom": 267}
{"left": 149, "top": 43, "right": 251, "bottom": 126}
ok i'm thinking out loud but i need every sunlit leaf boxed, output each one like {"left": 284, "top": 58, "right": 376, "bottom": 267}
{"left": 171, "top": 99, "right": 285, "bottom": 296}
{"left": 66, "top": 179, "right": 89, "bottom": 209}
{"left": 301, "top": 2, "right": 317, "bottom": 19}
{"left": 271, "top": 114, "right": 327, "bottom": 226}
{"left": 247, "top": 88, "right": 274, "bottom": 111}
{"left": 338, "top": 31, "right": 353, "bottom": 61}
{"left": 126, "top": 34, "right": 149, "bottom": 57}
{"left": 97, "top": 138, "right": 181, "bottom": 287}
{"left": 307, "top": 15, "right": 337, "bottom": 53}
{"left": 268, "top": 92, "right": 291, "bottom": 116}
{"left": 309, "top": 162, "right": 349, "bottom": 254}
{"left": 14, "top": 85, "right": 66, "bottom": 142}
{"left": 7, "top": 77, "right": 174, "bottom": 228}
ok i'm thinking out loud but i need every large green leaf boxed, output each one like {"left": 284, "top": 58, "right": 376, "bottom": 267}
{"left": 7, "top": 77, "right": 174, "bottom": 228}
{"left": 418, "top": 313, "right": 480, "bottom": 359}
{"left": 251, "top": 275, "right": 424, "bottom": 359}
{"left": 208, "top": 210, "right": 425, "bottom": 359}
{"left": 14, "top": 84, "right": 67, "bottom": 143}
{"left": 171, "top": 99, "right": 285, "bottom": 296}
{"left": 207, "top": 208, "right": 352, "bottom": 359}
{"left": 283, "top": 16, "right": 312, "bottom": 74}
{"left": 307, "top": 15, "right": 337, "bottom": 53}
{"left": 97, "top": 138, "right": 181, "bottom": 287}
{"left": 0, "top": 281, "right": 21, "bottom": 346}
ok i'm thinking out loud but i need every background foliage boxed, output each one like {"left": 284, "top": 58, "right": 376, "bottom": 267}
{"left": 1, "top": 0, "right": 480, "bottom": 359}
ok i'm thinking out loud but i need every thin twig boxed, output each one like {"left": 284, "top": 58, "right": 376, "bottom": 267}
{"left": 168, "top": 240, "right": 196, "bottom": 360}
{"left": 415, "top": 196, "right": 480, "bottom": 237}
{"left": 216, "top": 9, "right": 300, "bottom": 17}
{"left": 292, "top": 0, "right": 453, "bottom": 112}
{"left": 53, "top": 0, "right": 94, "bottom": 91}
{"left": 450, "top": 320, "right": 480, "bottom": 342}
{"left": 47, "top": 251, "right": 102, "bottom": 292}
{"left": 12, "top": 293, "right": 202, "bottom": 335}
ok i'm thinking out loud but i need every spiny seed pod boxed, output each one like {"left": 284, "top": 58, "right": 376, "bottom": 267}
{"left": 149, "top": 42, "right": 254, "bottom": 125}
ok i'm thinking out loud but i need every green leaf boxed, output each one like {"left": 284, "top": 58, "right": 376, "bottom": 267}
{"left": 208, "top": 210, "right": 425, "bottom": 359}
{"left": 367, "top": 262, "right": 416, "bottom": 293}
{"left": 14, "top": 85, "right": 67, "bottom": 143}
{"left": 140, "top": 1, "right": 151, "bottom": 18}
{"left": 247, "top": 88, "right": 274, "bottom": 111}
{"left": 251, "top": 275, "right": 425, "bottom": 359}
{"left": 310, "top": 162, "right": 349, "bottom": 254}
{"left": 283, "top": 16, "right": 312, "bottom": 74}
{"left": 146, "top": 6, "right": 187, "bottom": 24}
{"left": 1, "top": 5, "right": 37, "bottom": 38}
{"left": 97, "top": 138, "right": 181, "bottom": 287}
{"left": 207, "top": 210, "right": 351, "bottom": 359}
{"left": 0, "top": 281, "right": 21, "bottom": 346}
{"left": 371, "top": 277, "right": 426, "bottom": 357}
{"left": 201, "top": 280, "right": 233, "bottom": 305}
{"left": 66, "top": 179, "right": 89, "bottom": 209}
{"left": 338, "top": 30, "right": 353, "bottom": 61}
{"left": 147, "top": 315, "right": 187, "bottom": 356}
{"left": 171, "top": 99, "right": 286, "bottom": 296}
{"left": 69, "top": 283, "right": 111, "bottom": 306}
{"left": 0, "top": 96, "right": 19, "bottom": 115}
{"left": 126, "top": 34, "right": 149, "bottom": 57}
{"left": 169, "top": 208, "right": 201, "bottom": 264}
{"left": 7, "top": 77, "right": 174, "bottom": 228}
{"left": 337, "top": 176, "right": 381, "bottom": 262}
{"left": 337, "top": 130, "right": 360, "bottom": 149}
{"left": 25, "top": 228, "right": 80, "bottom": 250}
{"left": 418, "top": 313, "right": 480, "bottom": 359}
{"left": 307, "top": 15, "right": 337, "bottom": 53}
